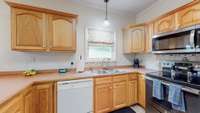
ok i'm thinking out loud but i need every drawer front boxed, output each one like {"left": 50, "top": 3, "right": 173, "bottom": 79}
{"left": 129, "top": 74, "right": 138, "bottom": 80}
{"left": 113, "top": 75, "right": 128, "bottom": 82}
{"left": 95, "top": 77, "right": 112, "bottom": 85}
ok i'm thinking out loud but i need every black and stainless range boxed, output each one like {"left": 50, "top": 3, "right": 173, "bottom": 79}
{"left": 145, "top": 61, "right": 200, "bottom": 113}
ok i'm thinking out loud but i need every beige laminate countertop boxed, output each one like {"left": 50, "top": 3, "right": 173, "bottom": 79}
{"left": 0, "top": 67, "right": 156, "bottom": 106}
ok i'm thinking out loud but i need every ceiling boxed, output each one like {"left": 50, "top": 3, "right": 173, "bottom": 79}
{"left": 66, "top": 0, "right": 157, "bottom": 15}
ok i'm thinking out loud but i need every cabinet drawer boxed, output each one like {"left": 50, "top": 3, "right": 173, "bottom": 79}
{"left": 129, "top": 74, "right": 138, "bottom": 80}
{"left": 113, "top": 75, "right": 128, "bottom": 82}
{"left": 95, "top": 77, "right": 112, "bottom": 85}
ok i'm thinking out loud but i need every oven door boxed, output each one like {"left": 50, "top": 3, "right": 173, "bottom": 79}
{"left": 145, "top": 77, "right": 200, "bottom": 113}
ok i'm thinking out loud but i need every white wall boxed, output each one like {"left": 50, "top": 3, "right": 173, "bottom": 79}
{"left": 0, "top": 0, "right": 135, "bottom": 71}
{"left": 135, "top": 0, "right": 193, "bottom": 70}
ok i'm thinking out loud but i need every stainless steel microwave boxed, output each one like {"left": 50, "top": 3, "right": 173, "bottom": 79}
{"left": 152, "top": 25, "right": 200, "bottom": 54}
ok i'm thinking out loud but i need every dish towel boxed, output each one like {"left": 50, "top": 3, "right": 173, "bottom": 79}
{"left": 168, "top": 84, "right": 186, "bottom": 112}
{"left": 152, "top": 79, "right": 164, "bottom": 100}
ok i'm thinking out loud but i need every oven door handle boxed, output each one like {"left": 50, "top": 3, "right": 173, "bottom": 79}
{"left": 145, "top": 76, "right": 200, "bottom": 96}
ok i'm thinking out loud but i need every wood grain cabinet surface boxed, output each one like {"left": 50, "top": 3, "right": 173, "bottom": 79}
{"left": 176, "top": 2, "right": 200, "bottom": 28}
{"left": 154, "top": 14, "right": 175, "bottom": 35}
{"left": 7, "top": 2, "right": 78, "bottom": 52}
{"left": 48, "top": 14, "right": 76, "bottom": 51}
{"left": 0, "top": 95, "right": 24, "bottom": 113}
{"left": 138, "top": 74, "right": 146, "bottom": 108}
{"left": 112, "top": 76, "right": 128, "bottom": 110}
{"left": 94, "top": 82, "right": 113, "bottom": 113}
{"left": 145, "top": 23, "right": 154, "bottom": 52}
{"left": 94, "top": 74, "right": 139, "bottom": 113}
{"left": 35, "top": 83, "right": 54, "bottom": 113}
{"left": 23, "top": 87, "right": 35, "bottom": 113}
{"left": 11, "top": 8, "right": 47, "bottom": 51}
{"left": 123, "top": 25, "right": 145, "bottom": 53}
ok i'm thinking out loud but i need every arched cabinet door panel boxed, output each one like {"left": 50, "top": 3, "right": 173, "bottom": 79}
{"left": 11, "top": 8, "right": 47, "bottom": 51}
{"left": 154, "top": 14, "right": 175, "bottom": 35}
{"left": 48, "top": 14, "right": 76, "bottom": 51}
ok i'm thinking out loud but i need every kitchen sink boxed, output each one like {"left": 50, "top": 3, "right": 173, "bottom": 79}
{"left": 92, "top": 69, "right": 127, "bottom": 75}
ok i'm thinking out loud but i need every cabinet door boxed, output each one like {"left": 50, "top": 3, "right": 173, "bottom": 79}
{"left": 154, "top": 14, "right": 175, "bottom": 35}
{"left": 0, "top": 95, "right": 24, "bottom": 113}
{"left": 23, "top": 87, "right": 35, "bottom": 113}
{"left": 154, "top": 14, "right": 175, "bottom": 34}
{"left": 138, "top": 75, "right": 146, "bottom": 108}
{"left": 11, "top": 8, "right": 46, "bottom": 51}
{"left": 113, "top": 81, "right": 128, "bottom": 110}
{"left": 193, "top": 3, "right": 200, "bottom": 25}
{"left": 35, "top": 83, "right": 53, "bottom": 113}
{"left": 94, "top": 83, "right": 113, "bottom": 113}
{"left": 145, "top": 23, "right": 154, "bottom": 52}
{"left": 128, "top": 80, "right": 138, "bottom": 106}
{"left": 131, "top": 26, "right": 145, "bottom": 53}
{"left": 48, "top": 14, "right": 76, "bottom": 51}
{"left": 123, "top": 28, "right": 132, "bottom": 53}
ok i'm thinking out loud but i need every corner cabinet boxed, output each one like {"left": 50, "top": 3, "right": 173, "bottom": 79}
{"left": 7, "top": 1, "right": 78, "bottom": 52}
{"left": 0, "top": 95, "right": 24, "bottom": 113}
{"left": 123, "top": 25, "right": 145, "bottom": 53}
{"left": 48, "top": 14, "right": 76, "bottom": 51}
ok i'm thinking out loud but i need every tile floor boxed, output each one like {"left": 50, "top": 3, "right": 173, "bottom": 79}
{"left": 131, "top": 105, "right": 145, "bottom": 113}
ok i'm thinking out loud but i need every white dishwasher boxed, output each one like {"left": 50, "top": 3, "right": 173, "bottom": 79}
{"left": 57, "top": 79, "right": 93, "bottom": 113}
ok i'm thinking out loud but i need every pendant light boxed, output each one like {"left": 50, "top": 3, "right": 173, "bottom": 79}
{"left": 104, "top": 0, "right": 110, "bottom": 26}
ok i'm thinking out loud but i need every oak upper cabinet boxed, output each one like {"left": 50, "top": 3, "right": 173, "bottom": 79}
{"left": 94, "top": 77, "right": 113, "bottom": 113}
{"left": 0, "top": 95, "right": 24, "bottom": 113}
{"left": 48, "top": 14, "right": 76, "bottom": 51}
{"left": 131, "top": 25, "right": 145, "bottom": 53}
{"left": 128, "top": 74, "right": 138, "bottom": 106}
{"left": 176, "top": 2, "right": 200, "bottom": 28}
{"left": 138, "top": 74, "right": 146, "bottom": 108}
{"left": 123, "top": 28, "right": 132, "bottom": 54}
{"left": 145, "top": 22, "right": 154, "bottom": 52}
{"left": 112, "top": 75, "right": 128, "bottom": 110}
{"left": 11, "top": 8, "right": 46, "bottom": 51}
{"left": 154, "top": 14, "right": 176, "bottom": 35}
{"left": 23, "top": 87, "right": 35, "bottom": 113}
{"left": 35, "top": 83, "right": 54, "bottom": 113}
{"left": 123, "top": 25, "right": 145, "bottom": 53}
{"left": 7, "top": 1, "right": 78, "bottom": 52}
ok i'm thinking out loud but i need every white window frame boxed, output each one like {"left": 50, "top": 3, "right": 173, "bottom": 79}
{"left": 85, "top": 27, "right": 116, "bottom": 62}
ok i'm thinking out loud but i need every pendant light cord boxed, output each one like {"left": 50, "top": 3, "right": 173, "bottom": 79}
{"left": 105, "top": 0, "right": 109, "bottom": 20}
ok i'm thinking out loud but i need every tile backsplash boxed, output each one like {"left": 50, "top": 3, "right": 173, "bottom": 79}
{"left": 136, "top": 53, "right": 200, "bottom": 70}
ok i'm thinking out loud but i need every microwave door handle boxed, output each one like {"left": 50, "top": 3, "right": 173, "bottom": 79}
{"left": 190, "top": 30, "right": 195, "bottom": 48}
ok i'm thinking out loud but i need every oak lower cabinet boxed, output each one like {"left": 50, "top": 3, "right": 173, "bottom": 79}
{"left": 113, "top": 76, "right": 128, "bottom": 110}
{"left": 35, "top": 83, "right": 54, "bottom": 113}
{"left": 138, "top": 74, "right": 146, "bottom": 108}
{"left": 94, "top": 83, "right": 113, "bottom": 113}
{"left": 0, "top": 95, "right": 24, "bottom": 113}
{"left": 128, "top": 74, "right": 138, "bottom": 106}
{"left": 23, "top": 87, "right": 35, "bottom": 113}
{"left": 94, "top": 74, "right": 139, "bottom": 113}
